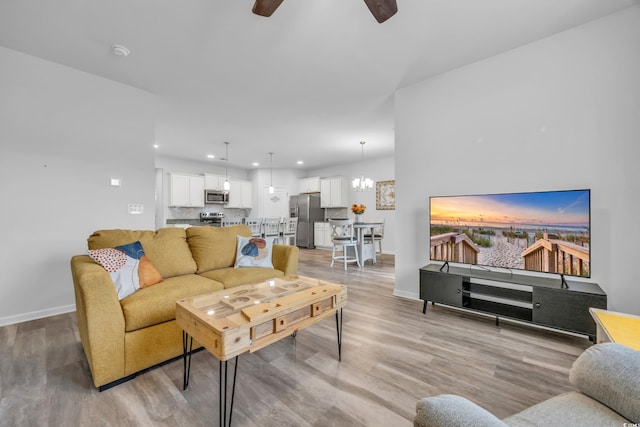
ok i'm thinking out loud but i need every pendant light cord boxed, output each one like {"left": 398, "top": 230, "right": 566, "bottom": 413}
{"left": 268, "top": 152, "right": 275, "bottom": 194}
{"left": 223, "top": 142, "right": 230, "bottom": 191}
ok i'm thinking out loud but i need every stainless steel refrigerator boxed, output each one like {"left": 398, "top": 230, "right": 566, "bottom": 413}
{"left": 289, "top": 194, "right": 324, "bottom": 248}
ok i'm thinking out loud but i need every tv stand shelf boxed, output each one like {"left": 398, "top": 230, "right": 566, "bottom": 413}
{"left": 419, "top": 264, "right": 607, "bottom": 340}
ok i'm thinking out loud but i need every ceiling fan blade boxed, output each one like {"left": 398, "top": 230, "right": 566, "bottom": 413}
{"left": 363, "top": 0, "right": 398, "bottom": 23}
{"left": 252, "top": 0, "right": 284, "bottom": 17}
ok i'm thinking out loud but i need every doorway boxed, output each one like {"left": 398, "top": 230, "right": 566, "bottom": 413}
{"left": 262, "top": 186, "right": 289, "bottom": 218}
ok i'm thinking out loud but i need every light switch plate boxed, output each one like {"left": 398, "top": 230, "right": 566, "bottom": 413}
{"left": 128, "top": 204, "right": 144, "bottom": 214}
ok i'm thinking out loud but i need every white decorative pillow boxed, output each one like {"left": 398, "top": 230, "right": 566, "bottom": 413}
{"left": 88, "top": 241, "right": 163, "bottom": 300}
{"left": 234, "top": 235, "right": 275, "bottom": 269}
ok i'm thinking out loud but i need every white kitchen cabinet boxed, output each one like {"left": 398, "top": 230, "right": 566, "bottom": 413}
{"left": 314, "top": 222, "right": 333, "bottom": 248}
{"left": 299, "top": 176, "right": 321, "bottom": 194}
{"left": 320, "top": 177, "right": 349, "bottom": 208}
{"left": 227, "top": 179, "right": 252, "bottom": 208}
{"left": 204, "top": 174, "right": 227, "bottom": 191}
{"left": 169, "top": 173, "right": 205, "bottom": 207}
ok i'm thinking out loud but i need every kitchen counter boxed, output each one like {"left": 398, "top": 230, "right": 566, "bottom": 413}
{"left": 166, "top": 219, "right": 205, "bottom": 226}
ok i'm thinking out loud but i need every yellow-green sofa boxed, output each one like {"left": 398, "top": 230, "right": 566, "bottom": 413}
{"left": 70, "top": 224, "right": 299, "bottom": 390}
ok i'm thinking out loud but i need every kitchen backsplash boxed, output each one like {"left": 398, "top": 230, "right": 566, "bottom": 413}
{"left": 325, "top": 207, "right": 348, "bottom": 219}
{"left": 167, "top": 206, "right": 250, "bottom": 220}
{"left": 167, "top": 207, "right": 204, "bottom": 220}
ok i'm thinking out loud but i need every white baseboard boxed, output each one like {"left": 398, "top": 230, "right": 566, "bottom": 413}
{"left": 392, "top": 289, "right": 420, "bottom": 301}
{"left": 0, "top": 304, "right": 76, "bottom": 327}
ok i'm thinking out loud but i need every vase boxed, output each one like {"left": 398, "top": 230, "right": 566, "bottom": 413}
{"left": 355, "top": 214, "right": 361, "bottom": 223}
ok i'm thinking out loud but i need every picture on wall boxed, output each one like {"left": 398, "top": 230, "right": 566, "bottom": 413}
{"left": 376, "top": 180, "right": 395, "bottom": 210}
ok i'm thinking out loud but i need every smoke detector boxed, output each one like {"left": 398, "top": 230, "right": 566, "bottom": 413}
{"left": 111, "top": 44, "right": 130, "bottom": 57}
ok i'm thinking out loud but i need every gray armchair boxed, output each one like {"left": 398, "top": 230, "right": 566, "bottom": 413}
{"left": 415, "top": 343, "right": 640, "bottom": 426}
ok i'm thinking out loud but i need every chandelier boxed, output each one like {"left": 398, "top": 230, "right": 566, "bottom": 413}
{"left": 352, "top": 141, "right": 374, "bottom": 191}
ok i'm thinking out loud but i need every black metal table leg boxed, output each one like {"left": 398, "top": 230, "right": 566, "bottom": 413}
{"left": 182, "top": 331, "right": 193, "bottom": 390}
{"left": 335, "top": 308, "right": 343, "bottom": 361}
{"left": 219, "top": 356, "right": 239, "bottom": 427}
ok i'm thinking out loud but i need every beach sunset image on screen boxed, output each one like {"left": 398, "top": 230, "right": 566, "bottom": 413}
{"left": 429, "top": 189, "right": 590, "bottom": 277}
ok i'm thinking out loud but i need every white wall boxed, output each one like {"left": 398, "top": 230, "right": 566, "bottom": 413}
{"left": 248, "top": 168, "right": 307, "bottom": 217}
{"left": 0, "top": 47, "right": 155, "bottom": 325}
{"left": 155, "top": 155, "right": 249, "bottom": 179}
{"left": 309, "top": 155, "right": 396, "bottom": 254}
{"left": 394, "top": 6, "right": 640, "bottom": 314}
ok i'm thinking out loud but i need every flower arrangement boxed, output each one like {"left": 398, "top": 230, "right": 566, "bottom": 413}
{"left": 351, "top": 203, "right": 366, "bottom": 215}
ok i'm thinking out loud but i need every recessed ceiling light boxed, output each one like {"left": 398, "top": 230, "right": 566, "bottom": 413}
{"left": 153, "top": 144, "right": 159, "bottom": 148}
{"left": 207, "top": 154, "right": 215, "bottom": 159}
{"left": 252, "top": 162, "right": 259, "bottom": 166}
{"left": 297, "top": 160, "right": 304, "bottom": 165}
{"left": 112, "top": 44, "right": 130, "bottom": 57}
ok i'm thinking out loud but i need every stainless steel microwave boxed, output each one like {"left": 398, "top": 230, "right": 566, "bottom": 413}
{"left": 204, "top": 189, "right": 229, "bottom": 204}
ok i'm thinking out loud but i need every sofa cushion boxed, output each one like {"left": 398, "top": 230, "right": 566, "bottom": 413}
{"left": 415, "top": 394, "right": 508, "bottom": 427}
{"left": 503, "top": 391, "right": 629, "bottom": 426}
{"left": 235, "top": 236, "right": 275, "bottom": 268}
{"left": 200, "top": 266, "right": 284, "bottom": 289}
{"left": 88, "top": 241, "right": 163, "bottom": 300}
{"left": 120, "top": 274, "right": 224, "bottom": 332}
{"left": 88, "top": 228, "right": 197, "bottom": 278}
{"left": 569, "top": 343, "right": 640, "bottom": 423}
{"left": 186, "top": 225, "right": 251, "bottom": 273}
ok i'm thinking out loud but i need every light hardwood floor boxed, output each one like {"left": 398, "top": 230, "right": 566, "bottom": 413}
{"left": 0, "top": 249, "right": 591, "bottom": 426}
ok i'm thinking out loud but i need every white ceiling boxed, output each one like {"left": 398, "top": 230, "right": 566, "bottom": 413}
{"left": 1, "top": 0, "right": 638, "bottom": 170}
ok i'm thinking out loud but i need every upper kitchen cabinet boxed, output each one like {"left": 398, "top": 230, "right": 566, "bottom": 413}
{"left": 204, "top": 174, "right": 227, "bottom": 191}
{"left": 299, "top": 177, "right": 321, "bottom": 194}
{"left": 320, "top": 177, "right": 349, "bottom": 208}
{"left": 169, "top": 173, "right": 205, "bottom": 207}
{"left": 227, "top": 179, "right": 252, "bottom": 208}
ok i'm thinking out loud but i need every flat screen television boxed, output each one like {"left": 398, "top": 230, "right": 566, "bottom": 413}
{"left": 429, "top": 189, "right": 591, "bottom": 278}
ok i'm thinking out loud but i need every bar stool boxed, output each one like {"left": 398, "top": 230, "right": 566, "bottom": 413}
{"left": 243, "top": 218, "right": 263, "bottom": 237}
{"left": 363, "top": 219, "right": 385, "bottom": 258}
{"left": 221, "top": 217, "right": 243, "bottom": 227}
{"left": 262, "top": 217, "right": 282, "bottom": 243}
{"left": 329, "top": 219, "right": 361, "bottom": 270}
{"left": 281, "top": 217, "right": 298, "bottom": 246}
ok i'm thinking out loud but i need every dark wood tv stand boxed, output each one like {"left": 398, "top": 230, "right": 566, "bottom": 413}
{"left": 419, "top": 263, "right": 607, "bottom": 340}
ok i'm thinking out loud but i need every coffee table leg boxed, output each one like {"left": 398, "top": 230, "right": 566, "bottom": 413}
{"left": 335, "top": 308, "right": 343, "bottom": 361}
{"left": 219, "top": 357, "right": 239, "bottom": 427}
{"left": 182, "top": 331, "right": 193, "bottom": 390}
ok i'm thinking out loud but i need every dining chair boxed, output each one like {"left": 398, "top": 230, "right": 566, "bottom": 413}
{"left": 221, "top": 217, "right": 243, "bottom": 227}
{"left": 281, "top": 217, "right": 298, "bottom": 246}
{"left": 262, "top": 217, "right": 282, "bottom": 242}
{"left": 329, "top": 219, "right": 361, "bottom": 270}
{"left": 364, "top": 219, "right": 385, "bottom": 258}
{"left": 243, "top": 217, "right": 263, "bottom": 237}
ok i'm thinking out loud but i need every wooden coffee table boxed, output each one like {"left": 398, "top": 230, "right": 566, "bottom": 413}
{"left": 176, "top": 276, "right": 347, "bottom": 426}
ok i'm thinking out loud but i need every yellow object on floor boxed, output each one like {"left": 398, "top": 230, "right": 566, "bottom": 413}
{"left": 590, "top": 308, "right": 640, "bottom": 351}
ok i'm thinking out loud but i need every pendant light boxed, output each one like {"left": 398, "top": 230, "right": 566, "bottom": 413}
{"left": 268, "top": 152, "right": 275, "bottom": 194}
{"left": 223, "top": 142, "right": 230, "bottom": 191}
{"left": 352, "top": 141, "right": 374, "bottom": 191}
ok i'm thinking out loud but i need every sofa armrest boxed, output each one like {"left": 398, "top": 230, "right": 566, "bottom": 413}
{"left": 70, "top": 255, "right": 125, "bottom": 388}
{"left": 272, "top": 244, "right": 299, "bottom": 278}
{"left": 415, "top": 395, "right": 508, "bottom": 427}
{"left": 570, "top": 342, "right": 640, "bottom": 423}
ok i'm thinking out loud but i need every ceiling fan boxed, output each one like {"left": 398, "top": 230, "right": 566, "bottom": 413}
{"left": 252, "top": 0, "right": 398, "bottom": 23}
